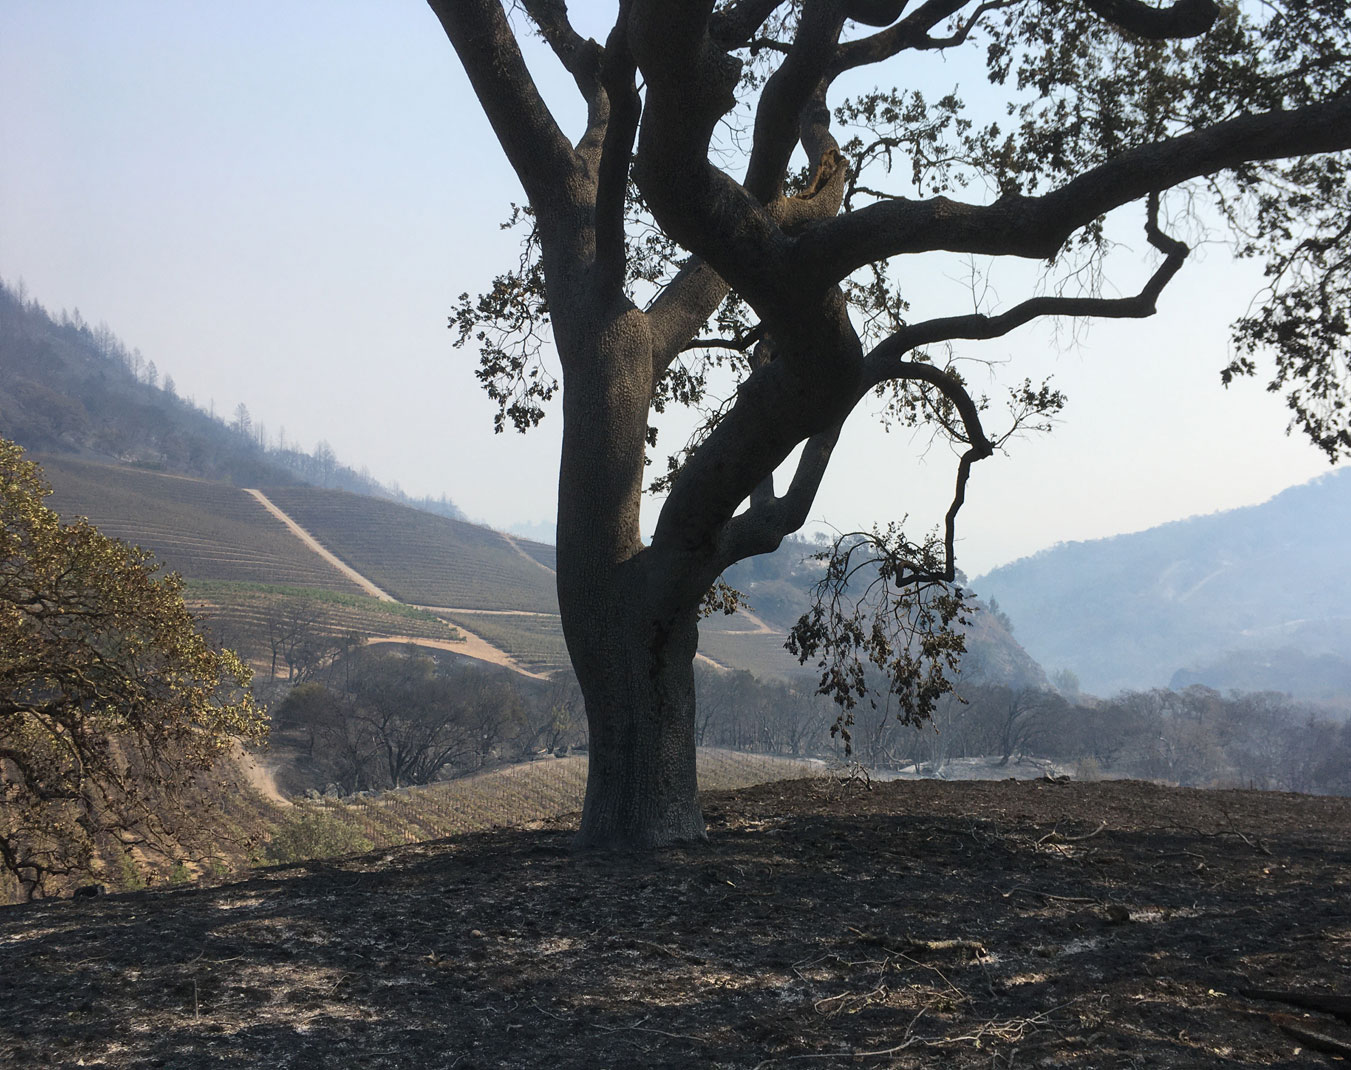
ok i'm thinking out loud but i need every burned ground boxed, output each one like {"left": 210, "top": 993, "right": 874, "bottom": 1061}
{"left": 2, "top": 777, "right": 1349, "bottom": 1068}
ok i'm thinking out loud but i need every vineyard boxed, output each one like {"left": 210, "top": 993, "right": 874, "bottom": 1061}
{"left": 260, "top": 486, "right": 559, "bottom": 611}
{"left": 185, "top": 581, "right": 463, "bottom": 671}
{"left": 40, "top": 457, "right": 362, "bottom": 593}
{"left": 439, "top": 611, "right": 571, "bottom": 675}
{"left": 700, "top": 626, "right": 805, "bottom": 677}
{"left": 34, "top": 457, "right": 812, "bottom": 682}
{"left": 264, "top": 748, "right": 824, "bottom": 860}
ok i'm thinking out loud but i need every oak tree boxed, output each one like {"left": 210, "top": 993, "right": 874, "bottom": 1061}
{"left": 434, "top": 0, "right": 1351, "bottom": 847}
{"left": 0, "top": 438, "right": 266, "bottom": 897}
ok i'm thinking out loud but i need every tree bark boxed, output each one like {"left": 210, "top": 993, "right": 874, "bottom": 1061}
{"left": 569, "top": 595, "right": 706, "bottom": 848}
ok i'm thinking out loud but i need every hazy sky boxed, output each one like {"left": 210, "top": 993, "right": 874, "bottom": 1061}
{"left": 2, "top": 2, "right": 1345, "bottom": 577}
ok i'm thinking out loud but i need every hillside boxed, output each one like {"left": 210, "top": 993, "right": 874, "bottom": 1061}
{"left": 39, "top": 456, "right": 363, "bottom": 594}
{"left": 974, "top": 467, "right": 1351, "bottom": 699}
{"left": 258, "top": 486, "right": 558, "bottom": 612}
{"left": 3, "top": 778, "right": 1348, "bottom": 1068}
{"left": 0, "top": 277, "right": 464, "bottom": 517}
{"left": 35, "top": 452, "right": 1047, "bottom": 684}
{"left": 4, "top": 274, "right": 1044, "bottom": 687}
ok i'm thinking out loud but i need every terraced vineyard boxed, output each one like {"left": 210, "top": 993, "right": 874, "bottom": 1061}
{"left": 436, "top": 611, "right": 569, "bottom": 675}
{"left": 701, "top": 625, "right": 805, "bottom": 677}
{"left": 261, "top": 487, "right": 558, "bottom": 612}
{"left": 507, "top": 535, "right": 557, "bottom": 572}
{"left": 268, "top": 749, "right": 823, "bottom": 855}
{"left": 34, "top": 457, "right": 808, "bottom": 681}
{"left": 186, "top": 582, "right": 462, "bottom": 665}
{"left": 40, "top": 457, "right": 362, "bottom": 594}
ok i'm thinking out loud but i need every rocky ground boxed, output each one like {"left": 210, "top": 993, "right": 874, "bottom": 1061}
{"left": 3, "top": 776, "right": 1350, "bottom": 1068}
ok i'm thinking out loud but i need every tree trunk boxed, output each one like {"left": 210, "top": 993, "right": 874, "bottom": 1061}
{"left": 568, "top": 594, "right": 706, "bottom": 849}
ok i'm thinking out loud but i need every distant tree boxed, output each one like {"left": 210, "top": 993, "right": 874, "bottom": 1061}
{"left": 437, "top": 1, "right": 1351, "bottom": 848}
{"left": 1050, "top": 669, "right": 1081, "bottom": 697}
{"left": 313, "top": 441, "right": 338, "bottom": 487}
{"left": 145, "top": 360, "right": 159, "bottom": 389}
{"left": 232, "top": 402, "right": 253, "bottom": 439}
{"left": 982, "top": 686, "right": 1064, "bottom": 767}
{"left": 162, "top": 374, "right": 177, "bottom": 399}
{"left": 0, "top": 439, "right": 266, "bottom": 898}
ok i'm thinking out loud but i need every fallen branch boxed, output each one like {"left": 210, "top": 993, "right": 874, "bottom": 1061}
{"left": 1242, "top": 987, "right": 1351, "bottom": 1023}
{"left": 1037, "top": 820, "right": 1108, "bottom": 845}
{"left": 903, "top": 935, "right": 989, "bottom": 959}
{"left": 999, "top": 885, "right": 1098, "bottom": 904}
{"left": 1275, "top": 1016, "right": 1351, "bottom": 1058}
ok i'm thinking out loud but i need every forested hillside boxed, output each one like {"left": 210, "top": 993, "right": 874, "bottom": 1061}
{"left": 975, "top": 468, "right": 1351, "bottom": 702}
{"left": 0, "top": 277, "right": 464, "bottom": 518}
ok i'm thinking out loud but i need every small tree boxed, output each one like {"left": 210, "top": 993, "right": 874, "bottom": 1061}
{"left": 0, "top": 439, "right": 266, "bottom": 897}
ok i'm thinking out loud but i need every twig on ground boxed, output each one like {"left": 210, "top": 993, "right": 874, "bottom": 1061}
{"left": 999, "top": 885, "right": 1098, "bottom": 904}
{"left": 1037, "top": 820, "right": 1108, "bottom": 845}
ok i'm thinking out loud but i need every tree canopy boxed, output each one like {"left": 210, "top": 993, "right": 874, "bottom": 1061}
{"left": 0, "top": 438, "right": 266, "bottom": 897}
{"left": 434, "top": 0, "right": 1351, "bottom": 846}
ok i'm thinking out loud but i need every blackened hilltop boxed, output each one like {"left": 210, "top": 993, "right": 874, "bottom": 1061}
{"left": 975, "top": 466, "right": 1351, "bottom": 704}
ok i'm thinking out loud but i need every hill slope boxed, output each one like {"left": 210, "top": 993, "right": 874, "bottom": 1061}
{"left": 974, "top": 467, "right": 1351, "bottom": 698}
{"left": 0, "top": 277, "right": 464, "bottom": 517}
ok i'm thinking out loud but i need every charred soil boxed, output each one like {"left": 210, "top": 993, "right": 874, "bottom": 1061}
{"left": 2, "top": 777, "right": 1350, "bottom": 1068}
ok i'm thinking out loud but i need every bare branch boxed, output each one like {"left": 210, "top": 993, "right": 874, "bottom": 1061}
{"left": 717, "top": 424, "right": 843, "bottom": 568}
{"left": 521, "top": 0, "right": 603, "bottom": 96}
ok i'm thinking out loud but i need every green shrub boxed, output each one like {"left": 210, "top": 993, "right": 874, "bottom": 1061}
{"left": 263, "top": 808, "right": 373, "bottom": 864}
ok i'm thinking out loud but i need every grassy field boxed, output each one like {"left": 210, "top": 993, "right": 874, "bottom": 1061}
{"left": 265, "top": 748, "right": 824, "bottom": 858}
{"left": 260, "top": 487, "right": 560, "bottom": 612}
{"left": 40, "top": 457, "right": 363, "bottom": 594}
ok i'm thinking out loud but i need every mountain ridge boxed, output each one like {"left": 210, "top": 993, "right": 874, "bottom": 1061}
{"left": 973, "top": 465, "right": 1351, "bottom": 701}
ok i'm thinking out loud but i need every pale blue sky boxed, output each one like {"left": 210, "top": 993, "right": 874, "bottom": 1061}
{"left": 1, "top": 2, "right": 1343, "bottom": 575}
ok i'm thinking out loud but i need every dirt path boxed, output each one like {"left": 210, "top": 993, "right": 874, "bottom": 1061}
{"left": 232, "top": 746, "right": 290, "bottom": 807}
{"left": 718, "top": 606, "right": 776, "bottom": 635}
{"left": 366, "top": 633, "right": 548, "bottom": 680}
{"left": 243, "top": 489, "right": 396, "bottom": 602}
{"left": 417, "top": 606, "right": 558, "bottom": 618}
{"left": 499, "top": 532, "right": 556, "bottom": 576}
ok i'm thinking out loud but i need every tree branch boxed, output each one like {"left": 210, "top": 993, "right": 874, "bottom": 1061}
{"left": 798, "top": 92, "right": 1351, "bottom": 285}
{"left": 872, "top": 196, "right": 1189, "bottom": 355}
{"left": 716, "top": 423, "right": 843, "bottom": 569}
{"left": 1081, "top": 0, "right": 1218, "bottom": 41}
{"left": 521, "top": 0, "right": 602, "bottom": 97}
{"left": 647, "top": 259, "right": 733, "bottom": 384}
{"left": 832, "top": 0, "right": 973, "bottom": 70}
{"left": 594, "top": 7, "right": 641, "bottom": 291}
{"left": 427, "top": 0, "right": 582, "bottom": 220}
{"left": 744, "top": 0, "right": 846, "bottom": 201}
{"left": 709, "top": 0, "right": 791, "bottom": 50}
